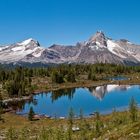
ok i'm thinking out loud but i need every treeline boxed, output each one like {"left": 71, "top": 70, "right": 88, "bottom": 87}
{"left": 1, "top": 63, "right": 140, "bottom": 82}
{"left": 0, "top": 67, "right": 32, "bottom": 97}
{"left": 1, "top": 63, "right": 140, "bottom": 98}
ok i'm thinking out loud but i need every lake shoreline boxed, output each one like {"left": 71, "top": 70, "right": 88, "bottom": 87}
{"left": 2, "top": 77, "right": 140, "bottom": 118}
{"left": 2, "top": 78, "right": 140, "bottom": 105}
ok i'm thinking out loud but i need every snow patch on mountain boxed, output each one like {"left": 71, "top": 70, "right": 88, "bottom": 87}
{"left": 88, "top": 41, "right": 107, "bottom": 51}
{"left": 18, "top": 38, "right": 33, "bottom": 46}
{"left": 89, "top": 45, "right": 99, "bottom": 50}
{"left": 0, "top": 38, "right": 44, "bottom": 63}
{"left": 32, "top": 48, "right": 44, "bottom": 57}
{"left": 96, "top": 41, "right": 101, "bottom": 46}
{"left": 11, "top": 46, "right": 24, "bottom": 51}
{"left": 107, "top": 40, "right": 126, "bottom": 58}
{"left": 0, "top": 32, "right": 140, "bottom": 65}
{"left": 0, "top": 46, "right": 10, "bottom": 51}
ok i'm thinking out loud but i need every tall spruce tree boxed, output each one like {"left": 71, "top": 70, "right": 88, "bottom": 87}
{"left": 28, "top": 107, "right": 35, "bottom": 121}
{"left": 129, "top": 97, "right": 138, "bottom": 122}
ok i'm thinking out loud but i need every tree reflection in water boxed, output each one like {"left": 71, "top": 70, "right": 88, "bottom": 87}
{"left": 6, "top": 96, "right": 36, "bottom": 112}
{"left": 7, "top": 85, "right": 133, "bottom": 114}
{"left": 51, "top": 88, "right": 76, "bottom": 103}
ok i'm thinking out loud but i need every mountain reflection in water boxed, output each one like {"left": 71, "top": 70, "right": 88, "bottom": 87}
{"left": 14, "top": 84, "right": 140, "bottom": 117}
{"left": 89, "top": 85, "right": 132, "bottom": 100}
{"left": 49, "top": 85, "right": 133, "bottom": 102}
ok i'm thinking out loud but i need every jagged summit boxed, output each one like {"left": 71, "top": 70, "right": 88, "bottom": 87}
{"left": 18, "top": 38, "right": 40, "bottom": 47}
{"left": 18, "top": 38, "right": 34, "bottom": 45}
{"left": 0, "top": 38, "right": 43, "bottom": 63}
{"left": 88, "top": 31, "right": 107, "bottom": 46}
{"left": 89, "top": 31, "right": 105, "bottom": 39}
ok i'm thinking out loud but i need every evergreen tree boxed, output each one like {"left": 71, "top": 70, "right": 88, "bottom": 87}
{"left": 94, "top": 111, "right": 103, "bottom": 137}
{"left": 66, "top": 71, "right": 76, "bottom": 83}
{"left": 0, "top": 107, "right": 3, "bottom": 121}
{"left": 0, "top": 92, "right": 2, "bottom": 107}
{"left": 68, "top": 108, "right": 74, "bottom": 140}
{"left": 129, "top": 97, "right": 138, "bottom": 122}
{"left": 88, "top": 70, "right": 97, "bottom": 81}
{"left": 68, "top": 107, "right": 74, "bottom": 127}
{"left": 52, "top": 71, "right": 64, "bottom": 83}
{"left": 0, "top": 90, "right": 3, "bottom": 120}
{"left": 28, "top": 107, "right": 35, "bottom": 121}
{"left": 95, "top": 111, "right": 100, "bottom": 120}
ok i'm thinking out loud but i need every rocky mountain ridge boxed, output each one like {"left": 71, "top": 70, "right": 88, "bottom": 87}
{"left": 0, "top": 31, "right": 140, "bottom": 65}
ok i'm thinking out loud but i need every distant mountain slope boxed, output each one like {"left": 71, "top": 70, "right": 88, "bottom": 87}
{"left": 0, "top": 38, "right": 44, "bottom": 63}
{"left": 0, "top": 31, "right": 140, "bottom": 65}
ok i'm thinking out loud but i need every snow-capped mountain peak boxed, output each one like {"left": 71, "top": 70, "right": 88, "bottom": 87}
{"left": 0, "top": 31, "right": 140, "bottom": 65}
{"left": 18, "top": 38, "right": 33, "bottom": 45}
{"left": 17, "top": 38, "right": 40, "bottom": 47}
{"left": 106, "top": 39, "right": 127, "bottom": 58}
{"left": 86, "top": 31, "right": 107, "bottom": 50}
{"left": 88, "top": 31, "right": 107, "bottom": 46}
{"left": 0, "top": 38, "right": 43, "bottom": 63}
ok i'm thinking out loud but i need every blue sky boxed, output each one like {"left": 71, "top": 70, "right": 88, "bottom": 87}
{"left": 0, "top": 0, "right": 140, "bottom": 47}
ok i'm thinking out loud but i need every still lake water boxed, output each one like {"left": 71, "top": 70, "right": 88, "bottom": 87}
{"left": 106, "top": 76, "right": 128, "bottom": 81}
{"left": 16, "top": 85, "right": 140, "bottom": 117}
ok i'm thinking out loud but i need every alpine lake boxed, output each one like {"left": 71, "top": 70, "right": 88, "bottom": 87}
{"left": 10, "top": 76, "right": 140, "bottom": 118}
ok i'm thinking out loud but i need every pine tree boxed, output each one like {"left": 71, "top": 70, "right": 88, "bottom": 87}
{"left": 52, "top": 71, "right": 64, "bottom": 83}
{"left": 0, "top": 107, "right": 3, "bottom": 121}
{"left": 68, "top": 108, "right": 74, "bottom": 140}
{"left": 129, "top": 97, "right": 138, "bottom": 122}
{"left": 94, "top": 111, "right": 103, "bottom": 137}
{"left": 28, "top": 107, "right": 35, "bottom": 121}
{"left": 0, "top": 92, "right": 2, "bottom": 107}
{"left": 66, "top": 71, "right": 76, "bottom": 83}
{"left": 88, "top": 70, "right": 97, "bottom": 81}
{"left": 68, "top": 108, "right": 74, "bottom": 127}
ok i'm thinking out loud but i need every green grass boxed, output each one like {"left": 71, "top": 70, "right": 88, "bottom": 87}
{"left": 1, "top": 71, "right": 140, "bottom": 139}
{"left": 1, "top": 111, "right": 140, "bottom": 139}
